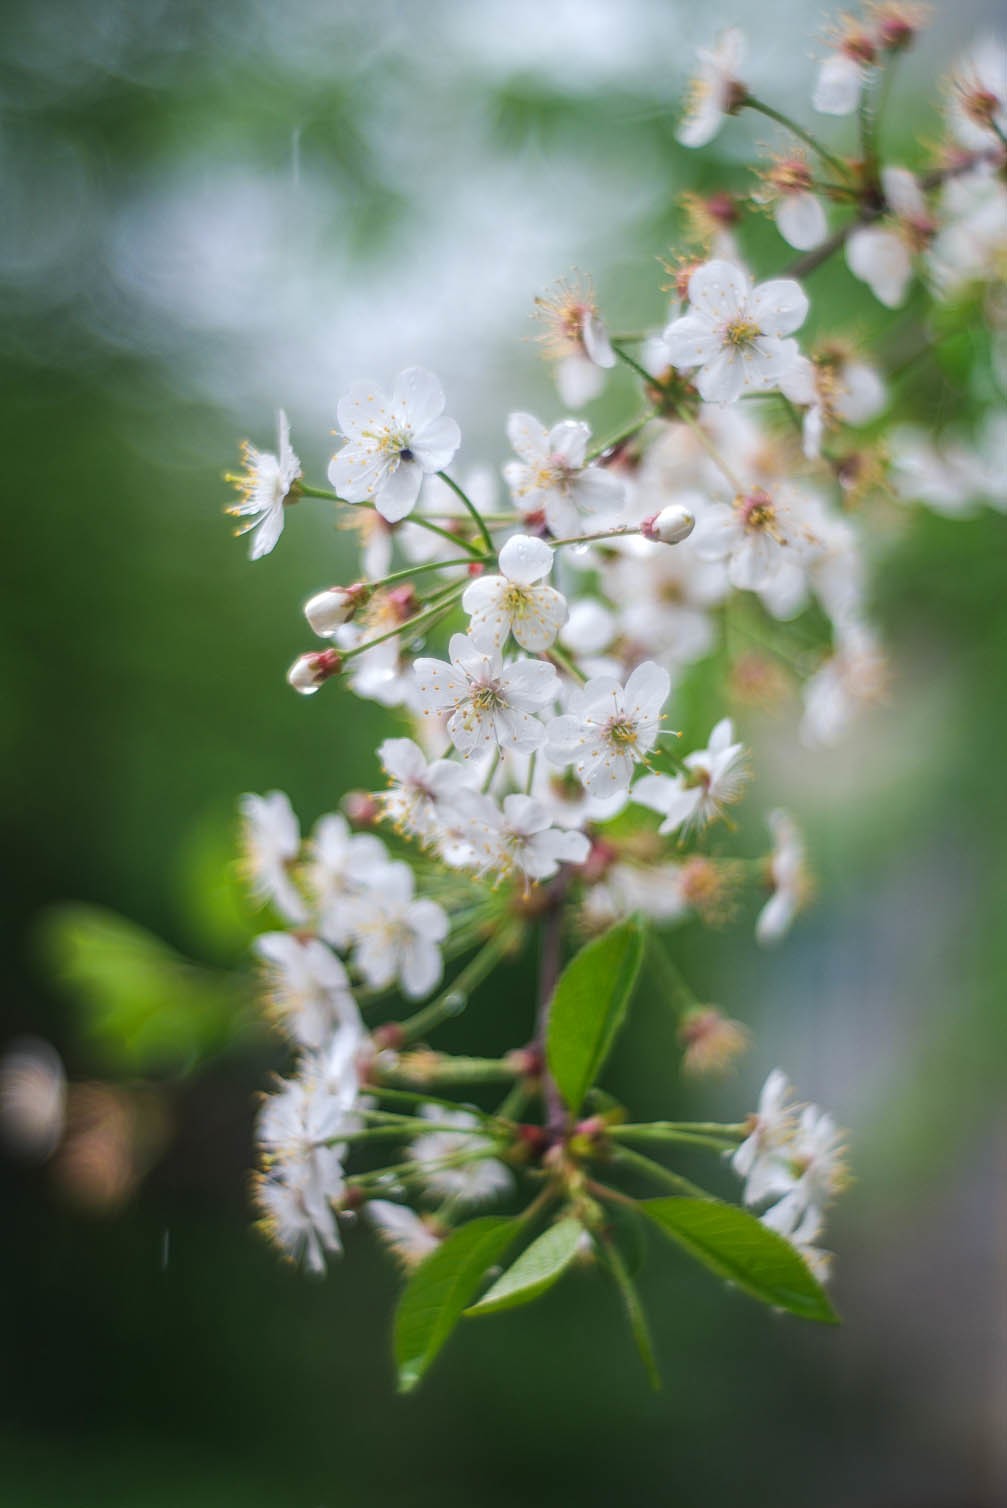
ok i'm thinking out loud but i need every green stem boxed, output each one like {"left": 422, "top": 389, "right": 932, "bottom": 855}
{"left": 437, "top": 472, "right": 495, "bottom": 554}
{"left": 340, "top": 585, "right": 466, "bottom": 662}
{"left": 743, "top": 96, "right": 853, "bottom": 183}
{"left": 611, "top": 341, "right": 658, "bottom": 385}
{"left": 372, "top": 555, "right": 489, "bottom": 590}
{"left": 611, "top": 1145, "right": 710, "bottom": 1199}
{"left": 298, "top": 481, "right": 487, "bottom": 559}
{"left": 673, "top": 403, "right": 744, "bottom": 493}
{"left": 396, "top": 930, "right": 518, "bottom": 1045}
{"left": 379, "top": 1056, "right": 522, "bottom": 1088}
{"left": 549, "top": 525, "right": 641, "bottom": 548}
{"left": 586, "top": 410, "right": 655, "bottom": 461}
{"left": 609, "top": 1126, "right": 741, "bottom": 1152}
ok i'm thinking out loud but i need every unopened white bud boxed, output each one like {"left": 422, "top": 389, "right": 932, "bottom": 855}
{"left": 287, "top": 649, "right": 342, "bottom": 695}
{"left": 304, "top": 585, "right": 366, "bottom": 637}
{"left": 641, "top": 504, "right": 696, "bottom": 545}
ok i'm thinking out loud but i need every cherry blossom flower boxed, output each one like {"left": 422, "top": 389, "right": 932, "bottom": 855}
{"left": 782, "top": 349, "right": 886, "bottom": 460}
{"left": 256, "top": 1164, "right": 343, "bottom": 1275}
{"left": 677, "top": 28, "right": 748, "bottom": 149}
{"left": 846, "top": 167, "right": 933, "bottom": 308}
{"left": 760, "top": 1105, "right": 849, "bottom": 1235}
{"left": 226, "top": 410, "right": 302, "bottom": 561}
{"left": 947, "top": 36, "right": 1007, "bottom": 150}
{"left": 544, "top": 662, "right": 670, "bottom": 798}
{"left": 757, "top": 156, "right": 828, "bottom": 251}
{"left": 329, "top": 368, "right": 461, "bottom": 523}
{"left": 254, "top": 932, "right": 363, "bottom": 1051}
{"left": 812, "top": 23, "right": 876, "bottom": 115}
{"left": 503, "top": 413, "right": 625, "bottom": 537}
{"left": 240, "top": 791, "right": 308, "bottom": 924}
{"left": 756, "top": 810, "right": 810, "bottom": 946}
{"left": 414, "top": 633, "right": 559, "bottom": 756}
{"left": 663, "top": 260, "right": 808, "bottom": 405}
{"left": 633, "top": 716, "right": 748, "bottom": 836}
{"left": 679, "top": 1007, "right": 750, "bottom": 1078}
{"left": 367, "top": 1201, "right": 441, "bottom": 1269}
{"left": 472, "top": 793, "right": 590, "bottom": 885}
{"left": 345, "top": 862, "right": 448, "bottom": 999}
{"left": 761, "top": 1201, "right": 832, "bottom": 1283}
{"left": 376, "top": 737, "right": 477, "bottom": 841}
{"left": 731, "top": 1069, "right": 799, "bottom": 1207}
{"left": 533, "top": 274, "right": 617, "bottom": 408}
{"left": 693, "top": 486, "right": 806, "bottom": 592}
{"left": 800, "top": 621, "right": 888, "bottom": 748}
{"left": 307, "top": 813, "right": 392, "bottom": 950}
{"left": 462, "top": 534, "right": 568, "bottom": 651}
{"left": 410, "top": 1106, "right": 512, "bottom": 1206}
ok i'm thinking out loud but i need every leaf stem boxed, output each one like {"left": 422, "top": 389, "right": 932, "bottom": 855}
{"left": 436, "top": 472, "right": 495, "bottom": 554}
{"left": 743, "top": 96, "right": 853, "bottom": 183}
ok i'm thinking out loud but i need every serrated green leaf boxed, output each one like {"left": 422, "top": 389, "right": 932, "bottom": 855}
{"left": 466, "top": 1217, "right": 584, "bottom": 1317}
{"left": 394, "top": 1217, "right": 520, "bottom": 1392}
{"left": 641, "top": 1197, "right": 839, "bottom": 1325}
{"left": 546, "top": 916, "right": 645, "bottom": 1113}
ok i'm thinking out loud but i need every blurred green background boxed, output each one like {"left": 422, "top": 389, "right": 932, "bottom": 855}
{"left": 2, "top": 1, "right": 1006, "bottom": 1503}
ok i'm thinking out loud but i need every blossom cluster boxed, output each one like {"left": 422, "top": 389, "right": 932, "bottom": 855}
{"left": 222, "top": 11, "right": 1005, "bottom": 1379}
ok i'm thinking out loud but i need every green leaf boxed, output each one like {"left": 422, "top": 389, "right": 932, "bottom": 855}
{"left": 603, "top": 1239, "right": 661, "bottom": 1391}
{"left": 394, "top": 1217, "right": 521, "bottom": 1392}
{"left": 641, "top": 1198, "right": 839, "bottom": 1325}
{"left": 466, "top": 1217, "right": 584, "bottom": 1317}
{"left": 546, "top": 916, "right": 645, "bottom": 1113}
{"left": 36, "top": 904, "right": 255, "bottom": 1074}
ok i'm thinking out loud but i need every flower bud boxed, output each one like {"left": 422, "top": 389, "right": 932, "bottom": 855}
{"left": 286, "top": 649, "right": 342, "bottom": 695}
{"left": 640, "top": 504, "right": 696, "bottom": 545}
{"left": 303, "top": 584, "right": 367, "bottom": 637}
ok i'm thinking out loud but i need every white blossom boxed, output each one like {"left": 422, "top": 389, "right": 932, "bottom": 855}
{"left": 633, "top": 716, "right": 748, "bottom": 836}
{"left": 367, "top": 1200, "right": 441, "bottom": 1269}
{"left": 663, "top": 260, "right": 808, "bottom": 405}
{"left": 254, "top": 932, "right": 363, "bottom": 1050}
{"left": 731, "top": 1069, "right": 799, "bottom": 1208}
{"left": 846, "top": 167, "right": 932, "bottom": 308}
{"left": 801, "top": 621, "right": 887, "bottom": 748}
{"left": 376, "top": 736, "right": 476, "bottom": 841}
{"left": 471, "top": 793, "right": 591, "bottom": 885}
{"left": 761, "top": 1105, "right": 848, "bottom": 1237}
{"left": 812, "top": 48, "right": 868, "bottom": 116}
{"left": 240, "top": 791, "right": 307, "bottom": 924}
{"left": 329, "top": 368, "right": 461, "bottom": 523}
{"left": 693, "top": 487, "right": 806, "bottom": 593}
{"left": 307, "top": 813, "right": 392, "bottom": 950}
{"left": 227, "top": 410, "right": 301, "bottom": 561}
{"left": 533, "top": 275, "right": 617, "bottom": 408}
{"left": 414, "top": 632, "right": 559, "bottom": 757}
{"left": 503, "top": 413, "right": 625, "bottom": 537}
{"left": 677, "top": 28, "right": 747, "bottom": 149}
{"left": 410, "top": 1105, "right": 513, "bottom": 1207}
{"left": 756, "top": 810, "right": 808, "bottom": 946}
{"left": 462, "top": 534, "right": 568, "bottom": 651}
{"left": 345, "top": 862, "right": 448, "bottom": 999}
{"left": 544, "top": 662, "right": 670, "bottom": 798}
{"left": 947, "top": 36, "right": 1007, "bottom": 150}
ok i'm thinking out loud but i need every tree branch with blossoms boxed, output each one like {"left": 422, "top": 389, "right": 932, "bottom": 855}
{"left": 223, "top": 6, "right": 1006, "bottom": 1391}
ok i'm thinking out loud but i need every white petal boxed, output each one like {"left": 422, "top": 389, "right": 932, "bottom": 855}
{"left": 812, "top": 53, "right": 863, "bottom": 116}
{"left": 775, "top": 192, "right": 827, "bottom": 251}
{"left": 498, "top": 533, "right": 554, "bottom": 586}
{"left": 548, "top": 420, "right": 591, "bottom": 469}
{"left": 506, "top": 411, "right": 549, "bottom": 462}
{"left": 749, "top": 279, "right": 809, "bottom": 337}
{"left": 687, "top": 259, "right": 750, "bottom": 321}
{"left": 392, "top": 367, "right": 446, "bottom": 431}
{"left": 409, "top": 416, "right": 461, "bottom": 474}
{"left": 336, "top": 381, "right": 388, "bottom": 439}
{"left": 697, "top": 348, "right": 744, "bottom": 405}
{"left": 846, "top": 226, "right": 913, "bottom": 308}
{"left": 662, "top": 314, "right": 721, "bottom": 371}
{"left": 557, "top": 354, "right": 605, "bottom": 408}
{"left": 375, "top": 459, "right": 424, "bottom": 522}
{"left": 881, "top": 166, "right": 926, "bottom": 222}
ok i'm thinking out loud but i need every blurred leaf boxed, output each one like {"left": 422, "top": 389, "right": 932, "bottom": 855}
{"left": 466, "top": 1217, "right": 584, "bottom": 1317}
{"left": 37, "top": 904, "right": 255, "bottom": 1075}
{"left": 642, "top": 1198, "right": 838, "bottom": 1325}
{"left": 394, "top": 1216, "right": 520, "bottom": 1392}
{"left": 175, "top": 813, "right": 261, "bottom": 960}
{"left": 603, "top": 1239, "right": 661, "bottom": 1391}
{"left": 547, "top": 917, "right": 645, "bottom": 1113}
